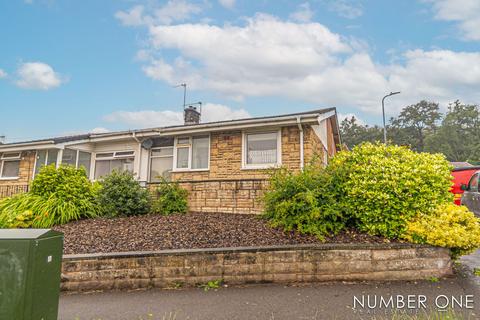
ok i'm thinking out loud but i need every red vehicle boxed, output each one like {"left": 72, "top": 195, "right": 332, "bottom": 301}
{"left": 451, "top": 166, "right": 480, "bottom": 205}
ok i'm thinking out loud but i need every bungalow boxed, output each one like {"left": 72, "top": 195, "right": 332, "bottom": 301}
{"left": 0, "top": 107, "right": 341, "bottom": 214}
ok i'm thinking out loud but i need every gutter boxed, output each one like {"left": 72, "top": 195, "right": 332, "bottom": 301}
{"left": 296, "top": 116, "right": 304, "bottom": 170}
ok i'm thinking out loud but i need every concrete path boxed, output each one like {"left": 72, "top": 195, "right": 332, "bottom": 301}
{"left": 59, "top": 251, "right": 480, "bottom": 320}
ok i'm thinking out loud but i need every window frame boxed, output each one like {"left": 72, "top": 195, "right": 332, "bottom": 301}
{"left": 149, "top": 146, "right": 174, "bottom": 182}
{"left": 0, "top": 152, "right": 21, "bottom": 180}
{"left": 241, "top": 129, "right": 282, "bottom": 170}
{"left": 33, "top": 149, "right": 60, "bottom": 178}
{"left": 172, "top": 134, "right": 210, "bottom": 172}
{"left": 93, "top": 150, "right": 135, "bottom": 180}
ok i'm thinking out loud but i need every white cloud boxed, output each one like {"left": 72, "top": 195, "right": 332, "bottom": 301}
{"left": 427, "top": 0, "right": 480, "bottom": 41}
{"left": 289, "top": 3, "right": 314, "bottom": 23}
{"left": 218, "top": 0, "right": 235, "bottom": 9}
{"left": 103, "top": 103, "right": 250, "bottom": 128}
{"left": 115, "top": 0, "right": 202, "bottom": 26}
{"left": 326, "top": 0, "right": 363, "bottom": 19}
{"left": 0, "top": 69, "right": 7, "bottom": 78}
{"left": 117, "top": 9, "right": 480, "bottom": 116}
{"left": 15, "top": 62, "right": 65, "bottom": 90}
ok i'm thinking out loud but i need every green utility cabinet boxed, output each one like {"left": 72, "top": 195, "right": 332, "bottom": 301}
{"left": 0, "top": 229, "right": 64, "bottom": 320}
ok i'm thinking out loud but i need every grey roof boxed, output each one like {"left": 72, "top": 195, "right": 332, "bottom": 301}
{"left": 0, "top": 107, "right": 337, "bottom": 147}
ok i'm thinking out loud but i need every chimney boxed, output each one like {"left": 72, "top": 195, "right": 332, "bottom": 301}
{"left": 184, "top": 105, "right": 201, "bottom": 125}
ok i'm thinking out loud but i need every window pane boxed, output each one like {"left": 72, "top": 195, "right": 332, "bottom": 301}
{"left": 62, "top": 148, "right": 77, "bottom": 167}
{"left": 150, "top": 157, "right": 173, "bottom": 182}
{"left": 35, "top": 150, "right": 47, "bottom": 175}
{"left": 94, "top": 160, "right": 111, "bottom": 179}
{"left": 94, "top": 158, "right": 134, "bottom": 180}
{"left": 47, "top": 149, "right": 58, "bottom": 166}
{"left": 177, "top": 137, "right": 190, "bottom": 145}
{"left": 96, "top": 152, "right": 114, "bottom": 158}
{"left": 78, "top": 151, "right": 91, "bottom": 177}
{"left": 151, "top": 147, "right": 173, "bottom": 157}
{"left": 1, "top": 161, "right": 20, "bottom": 178}
{"left": 176, "top": 147, "right": 189, "bottom": 169}
{"left": 192, "top": 136, "right": 209, "bottom": 169}
{"left": 246, "top": 132, "right": 278, "bottom": 165}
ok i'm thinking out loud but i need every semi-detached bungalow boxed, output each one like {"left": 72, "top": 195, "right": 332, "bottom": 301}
{"left": 0, "top": 107, "right": 341, "bottom": 214}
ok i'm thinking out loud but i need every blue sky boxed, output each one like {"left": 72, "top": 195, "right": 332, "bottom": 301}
{"left": 1, "top": 0, "right": 480, "bottom": 142}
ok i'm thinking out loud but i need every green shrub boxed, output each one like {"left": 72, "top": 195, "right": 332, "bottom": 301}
{"left": 328, "top": 142, "right": 453, "bottom": 238}
{"left": 0, "top": 192, "right": 98, "bottom": 228}
{"left": 0, "top": 164, "right": 99, "bottom": 228}
{"left": 96, "top": 170, "right": 150, "bottom": 217}
{"left": 263, "top": 164, "right": 346, "bottom": 240}
{"left": 403, "top": 203, "right": 480, "bottom": 257}
{"left": 152, "top": 179, "right": 188, "bottom": 215}
{"left": 31, "top": 164, "right": 97, "bottom": 203}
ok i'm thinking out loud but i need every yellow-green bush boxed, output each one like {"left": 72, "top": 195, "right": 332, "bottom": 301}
{"left": 328, "top": 142, "right": 453, "bottom": 238}
{"left": 403, "top": 203, "right": 480, "bottom": 257}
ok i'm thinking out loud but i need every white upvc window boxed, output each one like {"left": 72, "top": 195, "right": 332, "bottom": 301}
{"left": 0, "top": 152, "right": 21, "bottom": 179}
{"left": 34, "top": 149, "right": 59, "bottom": 176}
{"left": 242, "top": 130, "right": 282, "bottom": 169}
{"left": 173, "top": 135, "right": 210, "bottom": 171}
{"left": 61, "top": 148, "right": 92, "bottom": 177}
{"left": 149, "top": 147, "right": 174, "bottom": 182}
{"left": 94, "top": 151, "right": 135, "bottom": 179}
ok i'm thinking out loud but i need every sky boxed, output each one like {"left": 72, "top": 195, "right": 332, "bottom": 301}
{"left": 1, "top": 0, "right": 480, "bottom": 142}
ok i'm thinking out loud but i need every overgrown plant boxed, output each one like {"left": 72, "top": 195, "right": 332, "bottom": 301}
{"left": 328, "top": 142, "right": 453, "bottom": 238}
{"left": 0, "top": 165, "right": 99, "bottom": 228}
{"left": 96, "top": 170, "right": 150, "bottom": 217}
{"left": 263, "top": 163, "right": 346, "bottom": 240}
{"left": 151, "top": 178, "right": 188, "bottom": 215}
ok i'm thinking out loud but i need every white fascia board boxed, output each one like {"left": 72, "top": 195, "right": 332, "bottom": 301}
{"left": 0, "top": 143, "right": 57, "bottom": 152}
{"left": 316, "top": 110, "right": 336, "bottom": 123}
{"left": 150, "top": 115, "right": 321, "bottom": 137}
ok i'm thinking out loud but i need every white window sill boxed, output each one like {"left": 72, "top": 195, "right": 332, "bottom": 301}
{"left": 0, "top": 177, "right": 20, "bottom": 181}
{"left": 241, "top": 164, "right": 281, "bottom": 170}
{"left": 171, "top": 168, "right": 210, "bottom": 173}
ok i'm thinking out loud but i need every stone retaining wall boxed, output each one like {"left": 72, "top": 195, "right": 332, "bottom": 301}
{"left": 61, "top": 244, "right": 452, "bottom": 292}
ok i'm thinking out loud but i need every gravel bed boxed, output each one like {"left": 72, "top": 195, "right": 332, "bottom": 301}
{"left": 54, "top": 212, "right": 393, "bottom": 254}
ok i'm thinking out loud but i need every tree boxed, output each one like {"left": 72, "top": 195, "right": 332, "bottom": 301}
{"left": 388, "top": 100, "right": 441, "bottom": 152}
{"left": 425, "top": 101, "right": 480, "bottom": 162}
{"left": 340, "top": 116, "right": 383, "bottom": 149}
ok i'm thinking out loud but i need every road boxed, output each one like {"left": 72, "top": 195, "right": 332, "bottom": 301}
{"left": 58, "top": 250, "right": 480, "bottom": 320}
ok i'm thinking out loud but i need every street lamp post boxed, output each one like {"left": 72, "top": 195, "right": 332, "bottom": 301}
{"left": 382, "top": 91, "right": 401, "bottom": 144}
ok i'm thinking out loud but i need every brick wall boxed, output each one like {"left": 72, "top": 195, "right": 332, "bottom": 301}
{"left": 61, "top": 244, "right": 452, "bottom": 292}
{"left": 0, "top": 151, "right": 35, "bottom": 198}
{"left": 162, "top": 125, "right": 325, "bottom": 214}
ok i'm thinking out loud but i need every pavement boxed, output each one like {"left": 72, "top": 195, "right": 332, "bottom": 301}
{"left": 58, "top": 250, "right": 480, "bottom": 320}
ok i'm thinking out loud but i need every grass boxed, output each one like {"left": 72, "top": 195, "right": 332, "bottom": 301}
{"left": 199, "top": 279, "right": 223, "bottom": 291}
{"left": 473, "top": 268, "right": 480, "bottom": 277}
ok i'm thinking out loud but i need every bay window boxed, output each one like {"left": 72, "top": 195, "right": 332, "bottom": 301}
{"left": 0, "top": 152, "right": 21, "bottom": 179}
{"left": 173, "top": 135, "right": 210, "bottom": 171}
{"left": 243, "top": 130, "right": 281, "bottom": 168}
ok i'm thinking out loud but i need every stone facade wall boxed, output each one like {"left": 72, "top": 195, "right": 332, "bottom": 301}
{"left": 0, "top": 151, "right": 35, "bottom": 199}
{"left": 160, "top": 124, "right": 326, "bottom": 214}
{"left": 61, "top": 244, "right": 452, "bottom": 292}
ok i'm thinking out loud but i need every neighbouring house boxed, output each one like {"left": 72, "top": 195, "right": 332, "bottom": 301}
{"left": 0, "top": 107, "right": 341, "bottom": 214}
